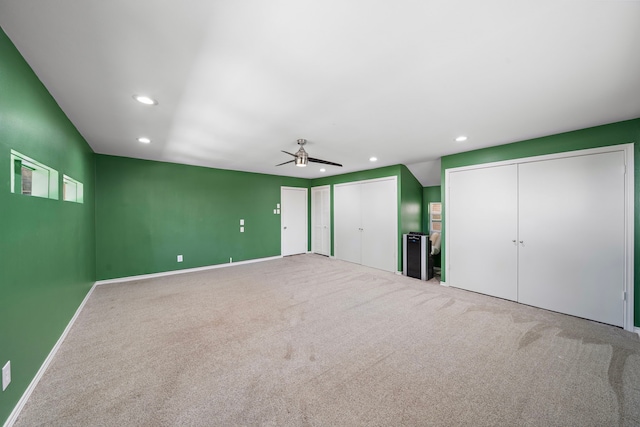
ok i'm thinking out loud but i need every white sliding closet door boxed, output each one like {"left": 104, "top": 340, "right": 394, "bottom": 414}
{"left": 361, "top": 179, "right": 397, "bottom": 272}
{"left": 518, "top": 152, "right": 626, "bottom": 326}
{"left": 448, "top": 165, "right": 518, "bottom": 301}
{"left": 334, "top": 182, "right": 362, "bottom": 265}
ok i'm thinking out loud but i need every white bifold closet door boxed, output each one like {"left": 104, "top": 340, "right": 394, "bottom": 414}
{"left": 447, "top": 150, "right": 626, "bottom": 327}
{"left": 518, "top": 152, "right": 625, "bottom": 326}
{"left": 448, "top": 164, "right": 518, "bottom": 301}
{"left": 311, "top": 186, "right": 331, "bottom": 256}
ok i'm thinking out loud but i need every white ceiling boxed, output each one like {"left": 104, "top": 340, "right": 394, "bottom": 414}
{"left": 1, "top": 1, "right": 639, "bottom": 186}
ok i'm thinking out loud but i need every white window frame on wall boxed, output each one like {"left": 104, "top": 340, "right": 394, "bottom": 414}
{"left": 10, "top": 149, "right": 59, "bottom": 200}
{"left": 63, "top": 174, "right": 84, "bottom": 203}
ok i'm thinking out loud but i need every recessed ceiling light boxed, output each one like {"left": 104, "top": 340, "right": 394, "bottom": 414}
{"left": 137, "top": 137, "right": 151, "bottom": 144}
{"left": 455, "top": 136, "right": 468, "bottom": 142}
{"left": 133, "top": 94, "right": 158, "bottom": 105}
{"left": 369, "top": 157, "right": 377, "bottom": 162}
{"left": 320, "top": 168, "right": 326, "bottom": 172}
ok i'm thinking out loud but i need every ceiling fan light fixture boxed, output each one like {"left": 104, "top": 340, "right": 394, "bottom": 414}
{"left": 295, "top": 155, "right": 308, "bottom": 167}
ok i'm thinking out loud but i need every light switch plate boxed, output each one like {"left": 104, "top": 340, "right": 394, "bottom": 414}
{"left": 2, "top": 361, "right": 10, "bottom": 391}
{"left": 240, "top": 226, "right": 244, "bottom": 233}
{"left": 177, "top": 255, "right": 183, "bottom": 262}
{"left": 276, "top": 209, "right": 280, "bottom": 214}
{"left": 240, "top": 219, "right": 244, "bottom": 225}
{"left": 276, "top": 203, "right": 280, "bottom": 208}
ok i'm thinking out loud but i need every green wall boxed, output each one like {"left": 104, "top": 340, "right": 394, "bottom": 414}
{"left": 440, "top": 118, "right": 640, "bottom": 326}
{"left": 400, "top": 165, "right": 423, "bottom": 235}
{"left": 95, "top": 155, "right": 309, "bottom": 280}
{"left": 311, "top": 164, "right": 423, "bottom": 271}
{"left": 0, "top": 27, "right": 96, "bottom": 424}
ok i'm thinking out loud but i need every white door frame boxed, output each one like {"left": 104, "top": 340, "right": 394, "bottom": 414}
{"left": 281, "top": 186, "right": 308, "bottom": 256}
{"left": 444, "top": 143, "right": 634, "bottom": 332}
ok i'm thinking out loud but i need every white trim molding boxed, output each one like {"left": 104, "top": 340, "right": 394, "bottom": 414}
{"left": 3, "top": 283, "right": 98, "bottom": 427}
{"left": 635, "top": 327, "right": 640, "bottom": 338}
{"left": 95, "top": 255, "right": 282, "bottom": 286}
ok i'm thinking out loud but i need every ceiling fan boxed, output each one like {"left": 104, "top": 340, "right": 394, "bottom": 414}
{"left": 276, "top": 139, "right": 343, "bottom": 168}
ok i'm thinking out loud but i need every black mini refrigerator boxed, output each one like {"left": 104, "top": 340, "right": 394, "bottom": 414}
{"left": 403, "top": 233, "right": 433, "bottom": 280}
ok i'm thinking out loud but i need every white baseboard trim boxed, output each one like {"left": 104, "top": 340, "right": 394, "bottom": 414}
{"left": 635, "top": 327, "right": 640, "bottom": 338}
{"left": 439, "top": 281, "right": 448, "bottom": 287}
{"left": 3, "top": 282, "right": 98, "bottom": 427}
{"left": 95, "top": 255, "right": 283, "bottom": 286}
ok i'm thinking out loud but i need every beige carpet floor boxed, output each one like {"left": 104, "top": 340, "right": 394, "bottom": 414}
{"left": 13, "top": 254, "right": 640, "bottom": 426}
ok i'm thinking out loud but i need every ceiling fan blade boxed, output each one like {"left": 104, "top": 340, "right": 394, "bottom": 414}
{"left": 281, "top": 150, "right": 297, "bottom": 157}
{"left": 308, "top": 157, "right": 343, "bottom": 167}
{"left": 276, "top": 159, "right": 295, "bottom": 166}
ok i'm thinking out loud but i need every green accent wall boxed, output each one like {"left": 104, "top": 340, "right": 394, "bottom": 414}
{"left": 440, "top": 118, "right": 640, "bottom": 327}
{"left": 95, "top": 155, "right": 309, "bottom": 280}
{"left": 311, "top": 164, "right": 423, "bottom": 271}
{"left": 400, "top": 165, "right": 423, "bottom": 235}
{"left": 0, "top": 27, "right": 96, "bottom": 425}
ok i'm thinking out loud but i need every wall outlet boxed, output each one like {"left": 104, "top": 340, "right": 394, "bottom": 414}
{"left": 177, "top": 255, "right": 183, "bottom": 262}
{"left": 230, "top": 257, "right": 233, "bottom": 263}
{"left": 240, "top": 226, "right": 244, "bottom": 233}
{"left": 2, "top": 361, "right": 10, "bottom": 391}
{"left": 240, "top": 219, "right": 244, "bottom": 225}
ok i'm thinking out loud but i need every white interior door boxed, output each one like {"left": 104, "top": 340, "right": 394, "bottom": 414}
{"left": 334, "top": 182, "right": 362, "bottom": 265}
{"left": 311, "top": 186, "right": 331, "bottom": 256}
{"left": 361, "top": 178, "right": 397, "bottom": 272}
{"left": 281, "top": 187, "right": 308, "bottom": 256}
{"left": 518, "top": 152, "right": 626, "bottom": 326}
{"left": 447, "top": 164, "right": 519, "bottom": 301}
